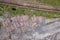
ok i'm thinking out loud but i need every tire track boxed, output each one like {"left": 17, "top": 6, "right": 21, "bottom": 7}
{"left": 0, "top": 0, "right": 60, "bottom": 11}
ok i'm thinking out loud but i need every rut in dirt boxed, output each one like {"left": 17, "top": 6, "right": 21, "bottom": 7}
{"left": 0, "top": 0, "right": 60, "bottom": 11}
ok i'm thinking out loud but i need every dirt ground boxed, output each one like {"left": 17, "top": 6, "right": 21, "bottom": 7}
{"left": 0, "top": 0, "right": 60, "bottom": 40}
{"left": 0, "top": 15, "right": 60, "bottom": 40}
{"left": 0, "top": 15, "right": 45, "bottom": 40}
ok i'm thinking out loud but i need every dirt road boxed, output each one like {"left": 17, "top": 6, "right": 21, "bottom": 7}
{"left": 0, "top": 0, "right": 60, "bottom": 11}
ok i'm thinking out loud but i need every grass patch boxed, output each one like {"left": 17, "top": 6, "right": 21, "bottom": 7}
{"left": 36, "top": 0, "right": 60, "bottom": 7}
{"left": 0, "top": 3, "right": 60, "bottom": 18}
{"left": 46, "top": 21, "right": 55, "bottom": 25}
{"left": 0, "top": 12, "right": 3, "bottom": 16}
{"left": 0, "top": 22, "right": 3, "bottom": 29}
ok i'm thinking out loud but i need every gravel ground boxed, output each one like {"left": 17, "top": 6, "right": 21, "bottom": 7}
{"left": 0, "top": 15, "right": 60, "bottom": 40}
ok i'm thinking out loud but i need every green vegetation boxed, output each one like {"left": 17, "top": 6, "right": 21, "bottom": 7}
{"left": 0, "top": 3, "right": 60, "bottom": 18}
{"left": 46, "top": 21, "right": 55, "bottom": 25}
{"left": 0, "top": 22, "right": 3, "bottom": 29}
{"left": 0, "top": 12, "right": 3, "bottom": 16}
{"left": 36, "top": 0, "right": 60, "bottom": 7}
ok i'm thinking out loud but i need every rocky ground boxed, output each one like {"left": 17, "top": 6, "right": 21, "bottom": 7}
{"left": 0, "top": 15, "right": 60, "bottom": 40}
